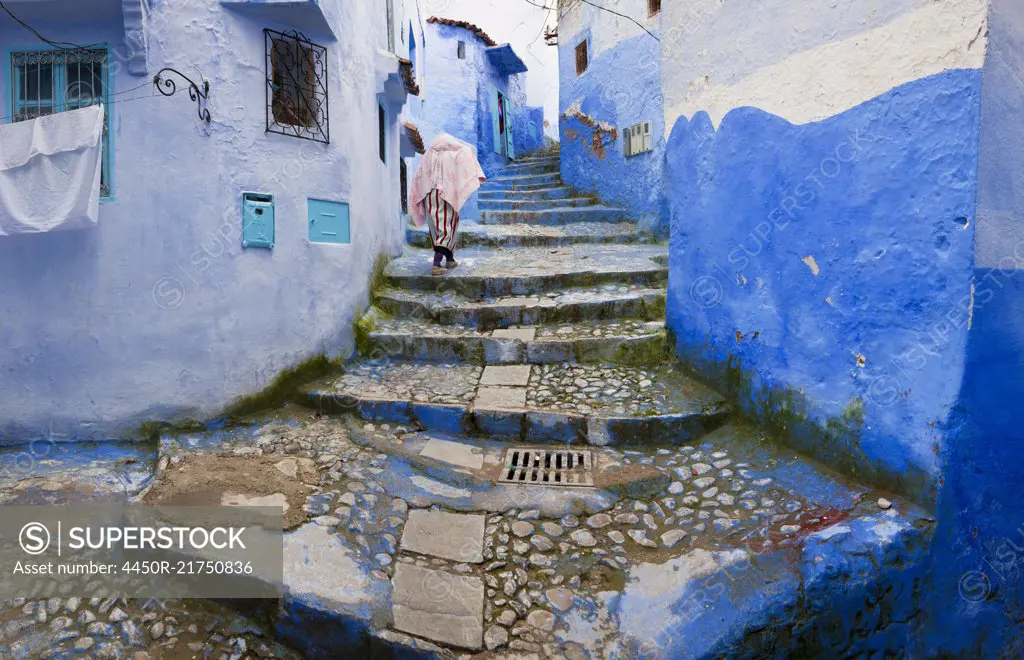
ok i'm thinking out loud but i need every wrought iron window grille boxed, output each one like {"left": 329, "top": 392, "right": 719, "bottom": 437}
{"left": 11, "top": 48, "right": 112, "bottom": 197}
{"left": 264, "top": 29, "right": 329, "bottom": 144}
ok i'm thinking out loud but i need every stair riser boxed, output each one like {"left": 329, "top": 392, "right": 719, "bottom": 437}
{"left": 385, "top": 270, "right": 667, "bottom": 298}
{"left": 374, "top": 293, "right": 666, "bottom": 330}
{"left": 499, "top": 163, "right": 559, "bottom": 176}
{"left": 480, "top": 208, "right": 630, "bottom": 225}
{"left": 365, "top": 332, "right": 667, "bottom": 366}
{"left": 405, "top": 228, "right": 647, "bottom": 249}
{"left": 478, "top": 198, "right": 595, "bottom": 211}
{"left": 479, "top": 187, "right": 577, "bottom": 201}
{"left": 298, "top": 389, "right": 728, "bottom": 445}
{"left": 513, "top": 155, "right": 560, "bottom": 164}
{"left": 482, "top": 174, "right": 562, "bottom": 190}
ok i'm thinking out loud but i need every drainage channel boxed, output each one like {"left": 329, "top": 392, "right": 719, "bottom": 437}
{"left": 498, "top": 448, "right": 594, "bottom": 487}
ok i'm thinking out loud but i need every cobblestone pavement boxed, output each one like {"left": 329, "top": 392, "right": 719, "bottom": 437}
{"left": 0, "top": 405, "right": 892, "bottom": 659}
{"left": 0, "top": 597, "right": 300, "bottom": 660}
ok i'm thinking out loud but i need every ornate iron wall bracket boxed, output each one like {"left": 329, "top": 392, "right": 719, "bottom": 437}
{"left": 153, "top": 68, "right": 211, "bottom": 123}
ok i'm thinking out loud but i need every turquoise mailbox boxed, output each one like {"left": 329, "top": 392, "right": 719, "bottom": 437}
{"left": 242, "top": 192, "right": 275, "bottom": 249}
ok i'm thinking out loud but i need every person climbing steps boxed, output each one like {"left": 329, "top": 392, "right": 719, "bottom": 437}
{"left": 409, "top": 133, "right": 486, "bottom": 276}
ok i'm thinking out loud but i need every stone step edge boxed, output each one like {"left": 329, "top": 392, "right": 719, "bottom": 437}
{"left": 383, "top": 268, "right": 667, "bottom": 297}
{"left": 373, "top": 288, "right": 667, "bottom": 328}
{"left": 296, "top": 387, "right": 731, "bottom": 446}
{"left": 477, "top": 197, "right": 598, "bottom": 207}
{"left": 478, "top": 186, "right": 574, "bottom": 197}
{"left": 404, "top": 227, "right": 650, "bottom": 249}
{"left": 365, "top": 327, "right": 668, "bottom": 366}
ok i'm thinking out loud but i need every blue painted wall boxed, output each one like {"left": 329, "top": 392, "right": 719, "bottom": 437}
{"left": 0, "top": 0, "right": 410, "bottom": 441}
{"left": 418, "top": 22, "right": 542, "bottom": 221}
{"left": 925, "top": 0, "right": 1024, "bottom": 655}
{"left": 665, "top": 69, "right": 981, "bottom": 504}
{"left": 557, "top": 2, "right": 666, "bottom": 233}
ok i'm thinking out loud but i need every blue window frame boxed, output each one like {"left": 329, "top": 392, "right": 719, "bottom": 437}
{"left": 11, "top": 48, "right": 112, "bottom": 197}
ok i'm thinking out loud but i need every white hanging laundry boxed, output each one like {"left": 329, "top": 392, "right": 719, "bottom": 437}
{"left": 0, "top": 104, "right": 104, "bottom": 236}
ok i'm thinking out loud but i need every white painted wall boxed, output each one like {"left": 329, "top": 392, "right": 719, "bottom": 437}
{"left": 0, "top": 0, "right": 410, "bottom": 441}
{"left": 661, "top": 0, "right": 988, "bottom": 130}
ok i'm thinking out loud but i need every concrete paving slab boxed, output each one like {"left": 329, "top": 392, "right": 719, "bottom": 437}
{"left": 481, "top": 365, "right": 533, "bottom": 386}
{"left": 400, "top": 509, "right": 486, "bottom": 562}
{"left": 491, "top": 328, "right": 537, "bottom": 341}
{"left": 392, "top": 563, "right": 484, "bottom": 649}
{"left": 474, "top": 386, "right": 527, "bottom": 410}
{"left": 420, "top": 438, "right": 485, "bottom": 470}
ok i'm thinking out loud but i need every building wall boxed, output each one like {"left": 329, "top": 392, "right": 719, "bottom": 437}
{"left": 419, "top": 22, "right": 539, "bottom": 220}
{"left": 926, "top": 0, "right": 1024, "bottom": 655}
{"left": 558, "top": 0, "right": 665, "bottom": 233}
{"left": 0, "top": 0, "right": 409, "bottom": 441}
{"left": 661, "top": 0, "right": 988, "bottom": 503}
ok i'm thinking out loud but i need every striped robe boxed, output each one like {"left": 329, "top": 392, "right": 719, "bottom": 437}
{"left": 423, "top": 188, "right": 459, "bottom": 256}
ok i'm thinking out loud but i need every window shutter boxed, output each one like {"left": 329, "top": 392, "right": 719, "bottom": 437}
{"left": 575, "top": 40, "right": 588, "bottom": 75}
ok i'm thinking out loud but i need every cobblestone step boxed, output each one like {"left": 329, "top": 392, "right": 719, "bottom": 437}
{"left": 478, "top": 186, "right": 578, "bottom": 201}
{"left": 498, "top": 161, "right": 560, "bottom": 177}
{"left": 406, "top": 222, "right": 649, "bottom": 249}
{"left": 298, "top": 360, "right": 730, "bottom": 445}
{"left": 478, "top": 196, "right": 598, "bottom": 211}
{"left": 373, "top": 283, "right": 666, "bottom": 329}
{"left": 480, "top": 206, "right": 630, "bottom": 226}
{"left": 513, "top": 152, "right": 559, "bottom": 164}
{"left": 363, "top": 317, "right": 667, "bottom": 366}
{"left": 384, "top": 245, "right": 667, "bottom": 297}
{"left": 482, "top": 172, "right": 563, "bottom": 190}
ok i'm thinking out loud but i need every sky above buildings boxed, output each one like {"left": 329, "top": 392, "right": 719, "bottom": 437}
{"left": 429, "top": 0, "right": 559, "bottom": 137}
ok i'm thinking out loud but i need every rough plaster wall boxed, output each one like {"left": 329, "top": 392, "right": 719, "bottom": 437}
{"left": 662, "top": 0, "right": 988, "bottom": 503}
{"left": 925, "top": 1, "right": 1024, "bottom": 656}
{"left": 557, "top": 0, "right": 666, "bottom": 232}
{"left": 662, "top": 0, "right": 987, "bottom": 129}
{"left": 0, "top": 0, "right": 406, "bottom": 441}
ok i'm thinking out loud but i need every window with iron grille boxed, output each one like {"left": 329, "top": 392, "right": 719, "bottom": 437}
{"left": 457, "top": 41, "right": 466, "bottom": 60}
{"left": 265, "top": 29, "right": 329, "bottom": 143}
{"left": 648, "top": 0, "right": 661, "bottom": 16}
{"left": 575, "top": 39, "right": 588, "bottom": 75}
{"left": 11, "top": 49, "right": 112, "bottom": 197}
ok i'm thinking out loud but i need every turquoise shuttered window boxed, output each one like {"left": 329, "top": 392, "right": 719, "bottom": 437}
{"left": 11, "top": 49, "right": 112, "bottom": 197}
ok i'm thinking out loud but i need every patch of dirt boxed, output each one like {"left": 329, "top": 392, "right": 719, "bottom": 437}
{"left": 143, "top": 455, "right": 318, "bottom": 529}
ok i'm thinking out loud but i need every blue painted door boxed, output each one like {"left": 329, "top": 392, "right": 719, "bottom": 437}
{"left": 308, "top": 198, "right": 350, "bottom": 244}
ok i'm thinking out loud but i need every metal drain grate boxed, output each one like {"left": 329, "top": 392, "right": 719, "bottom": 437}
{"left": 498, "top": 448, "right": 594, "bottom": 487}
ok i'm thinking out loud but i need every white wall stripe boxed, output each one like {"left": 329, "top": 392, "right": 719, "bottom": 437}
{"left": 663, "top": 0, "right": 988, "bottom": 130}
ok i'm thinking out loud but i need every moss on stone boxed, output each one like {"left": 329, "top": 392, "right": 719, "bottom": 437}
{"left": 612, "top": 333, "right": 667, "bottom": 367}
{"left": 221, "top": 353, "right": 343, "bottom": 421}
{"left": 138, "top": 418, "right": 206, "bottom": 443}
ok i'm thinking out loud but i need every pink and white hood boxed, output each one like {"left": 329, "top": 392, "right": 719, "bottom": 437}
{"left": 409, "top": 133, "right": 486, "bottom": 227}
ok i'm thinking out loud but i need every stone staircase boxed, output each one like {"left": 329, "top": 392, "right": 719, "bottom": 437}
{"left": 0, "top": 150, "right": 936, "bottom": 660}
{"left": 302, "top": 150, "right": 722, "bottom": 447}
{"left": 274, "top": 150, "right": 934, "bottom": 657}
